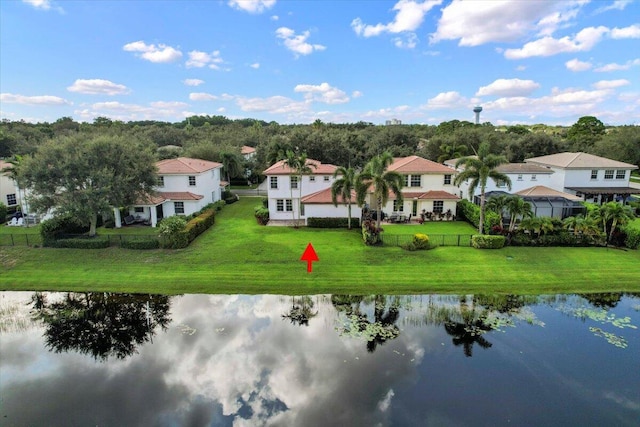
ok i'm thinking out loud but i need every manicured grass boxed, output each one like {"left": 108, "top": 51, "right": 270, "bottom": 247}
{"left": 1, "top": 197, "right": 639, "bottom": 295}
{"left": 0, "top": 224, "right": 41, "bottom": 234}
{"left": 382, "top": 221, "right": 476, "bottom": 235}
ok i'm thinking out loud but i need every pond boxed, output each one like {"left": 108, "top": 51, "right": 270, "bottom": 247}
{"left": 1, "top": 292, "right": 639, "bottom": 426}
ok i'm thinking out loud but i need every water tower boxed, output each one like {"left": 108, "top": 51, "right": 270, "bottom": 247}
{"left": 473, "top": 106, "right": 483, "bottom": 124}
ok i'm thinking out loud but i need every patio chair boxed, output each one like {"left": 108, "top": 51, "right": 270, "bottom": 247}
{"left": 123, "top": 215, "right": 135, "bottom": 225}
{"left": 7, "top": 217, "right": 18, "bottom": 226}
{"left": 16, "top": 217, "right": 24, "bottom": 226}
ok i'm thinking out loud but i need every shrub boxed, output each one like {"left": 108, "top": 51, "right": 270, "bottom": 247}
{"left": 184, "top": 209, "right": 216, "bottom": 242}
{"left": 623, "top": 227, "right": 640, "bottom": 250}
{"left": 255, "top": 206, "right": 269, "bottom": 225}
{"left": 307, "top": 217, "right": 361, "bottom": 228}
{"left": 54, "top": 237, "right": 110, "bottom": 249}
{"left": 121, "top": 238, "right": 160, "bottom": 250}
{"left": 261, "top": 197, "right": 268, "bottom": 208}
{"left": 362, "top": 220, "right": 382, "bottom": 245}
{"left": 212, "top": 200, "right": 226, "bottom": 212}
{"left": 158, "top": 216, "right": 188, "bottom": 249}
{"left": 471, "top": 234, "right": 505, "bottom": 249}
{"left": 402, "top": 233, "right": 432, "bottom": 251}
{"left": 103, "top": 219, "right": 115, "bottom": 229}
{"left": 0, "top": 202, "right": 7, "bottom": 222}
{"left": 40, "top": 214, "right": 89, "bottom": 245}
{"left": 457, "top": 200, "right": 500, "bottom": 234}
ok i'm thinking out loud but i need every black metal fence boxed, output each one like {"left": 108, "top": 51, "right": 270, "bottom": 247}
{"left": 0, "top": 234, "right": 44, "bottom": 247}
{"left": 0, "top": 234, "right": 158, "bottom": 247}
{"left": 380, "top": 233, "right": 473, "bottom": 247}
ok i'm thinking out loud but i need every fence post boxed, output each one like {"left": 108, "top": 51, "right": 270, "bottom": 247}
{"left": 11, "top": 235, "right": 14, "bottom": 246}
{"left": 26, "top": 234, "right": 29, "bottom": 246}
{"left": 457, "top": 235, "right": 460, "bottom": 246}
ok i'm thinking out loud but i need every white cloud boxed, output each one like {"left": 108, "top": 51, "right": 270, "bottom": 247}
{"left": 189, "top": 92, "right": 219, "bottom": 101}
{"left": 594, "top": 58, "right": 640, "bottom": 72}
{"left": 352, "top": 90, "right": 363, "bottom": 98}
{"left": 565, "top": 58, "right": 592, "bottom": 71}
{"left": 236, "top": 95, "right": 310, "bottom": 114}
{"left": 186, "top": 50, "right": 226, "bottom": 70}
{"left": 150, "top": 101, "right": 189, "bottom": 109}
{"left": 516, "top": 65, "right": 527, "bottom": 71}
{"left": 183, "top": 79, "right": 204, "bottom": 86}
{"left": 271, "top": 15, "right": 279, "bottom": 21}
{"left": 591, "top": 79, "right": 630, "bottom": 90}
{"left": 250, "top": 63, "right": 260, "bottom": 69}
{"left": 0, "top": 93, "right": 71, "bottom": 105}
{"left": 123, "top": 41, "right": 182, "bottom": 63}
{"left": 352, "top": 0, "right": 442, "bottom": 38}
{"left": 394, "top": 33, "right": 418, "bottom": 49}
{"left": 610, "top": 24, "right": 640, "bottom": 39}
{"left": 423, "top": 91, "right": 468, "bottom": 109}
{"left": 476, "top": 78, "right": 540, "bottom": 97}
{"left": 377, "top": 389, "right": 395, "bottom": 412}
{"left": 22, "top": 0, "right": 63, "bottom": 12}
{"left": 228, "top": 0, "right": 276, "bottom": 14}
{"left": 504, "top": 26, "right": 609, "bottom": 59}
{"left": 294, "top": 83, "right": 350, "bottom": 104}
{"left": 595, "top": 0, "right": 633, "bottom": 14}
{"left": 430, "top": 0, "right": 578, "bottom": 46}
{"left": 67, "top": 79, "right": 130, "bottom": 95}
{"left": 77, "top": 100, "right": 189, "bottom": 121}
{"left": 275, "top": 27, "right": 326, "bottom": 57}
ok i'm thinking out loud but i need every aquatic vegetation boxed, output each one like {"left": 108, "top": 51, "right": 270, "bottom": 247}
{"left": 589, "top": 327, "right": 628, "bottom": 348}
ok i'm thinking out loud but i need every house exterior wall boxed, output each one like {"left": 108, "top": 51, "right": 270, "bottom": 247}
{"left": 158, "top": 167, "right": 222, "bottom": 203}
{"left": 485, "top": 172, "right": 553, "bottom": 194}
{"left": 303, "top": 204, "right": 362, "bottom": 224}
{"left": 266, "top": 174, "right": 336, "bottom": 221}
{"left": 563, "top": 168, "right": 630, "bottom": 188}
{"left": 381, "top": 199, "right": 457, "bottom": 218}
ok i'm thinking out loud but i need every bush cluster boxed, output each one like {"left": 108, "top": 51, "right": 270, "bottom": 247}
{"left": 402, "top": 233, "right": 432, "bottom": 251}
{"left": 471, "top": 234, "right": 505, "bottom": 249}
{"left": 509, "top": 231, "right": 599, "bottom": 247}
{"left": 254, "top": 206, "right": 269, "bottom": 225}
{"left": 362, "top": 220, "right": 382, "bottom": 245}
{"left": 121, "top": 238, "right": 160, "bottom": 250}
{"left": 622, "top": 227, "right": 640, "bottom": 250}
{"left": 457, "top": 200, "right": 500, "bottom": 234}
{"left": 40, "top": 214, "right": 90, "bottom": 245}
{"left": 160, "top": 209, "right": 217, "bottom": 249}
{"left": 0, "top": 202, "right": 7, "bottom": 222}
{"left": 307, "top": 217, "right": 361, "bottom": 228}
{"left": 53, "top": 237, "right": 110, "bottom": 249}
{"left": 223, "top": 190, "right": 239, "bottom": 205}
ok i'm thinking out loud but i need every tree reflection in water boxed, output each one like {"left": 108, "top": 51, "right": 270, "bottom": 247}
{"left": 30, "top": 292, "right": 172, "bottom": 361}
{"left": 332, "top": 295, "right": 401, "bottom": 353}
{"left": 281, "top": 296, "right": 318, "bottom": 326}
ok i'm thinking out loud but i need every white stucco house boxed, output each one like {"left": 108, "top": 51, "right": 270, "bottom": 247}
{"left": 263, "top": 158, "right": 339, "bottom": 225}
{"left": 524, "top": 152, "right": 638, "bottom": 204}
{"left": 0, "top": 160, "right": 21, "bottom": 214}
{"left": 114, "top": 157, "right": 224, "bottom": 228}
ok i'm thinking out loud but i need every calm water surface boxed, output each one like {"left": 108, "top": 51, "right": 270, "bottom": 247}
{"left": 0, "top": 292, "right": 639, "bottom": 427}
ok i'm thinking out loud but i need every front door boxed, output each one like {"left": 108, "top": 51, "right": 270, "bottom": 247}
{"left": 156, "top": 204, "right": 164, "bottom": 221}
{"left": 412, "top": 200, "right": 418, "bottom": 216}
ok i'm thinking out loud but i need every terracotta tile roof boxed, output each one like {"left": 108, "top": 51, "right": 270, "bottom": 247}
{"left": 156, "top": 157, "right": 222, "bottom": 174}
{"left": 220, "top": 180, "right": 229, "bottom": 187}
{"left": 389, "top": 156, "right": 456, "bottom": 174}
{"left": 136, "top": 193, "right": 167, "bottom": 205}
{"left": 496, "top": 163, "right": 553, "bottom": 174}
{"left": 135, "top": 191, "right": 205, "bottom": 205}
{"left": 241, "top": 145, "right": 256, "bottom": 155}
{"left": 396, "top": 190, "right": 460, "bottom": 200}
{"left": 301, "top": 188, "right": 356, "bottom": 204}
{"left": 515, "top": 185, "right": 582, "bottom": 201}
{"left": 263, "top": 158, "right": 338, "bottom": 175}
{"left": 525, "top": 152, "right": 638, "bottom": 169}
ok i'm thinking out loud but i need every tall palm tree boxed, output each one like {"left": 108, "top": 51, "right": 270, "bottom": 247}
{"left": 220, "top": 152, "right": 243, "bottom": 190}
{"left": 356, "top": 152, "right": 404, "bottom": 230}
{"left": 454, "top": 143, "right": 511, "bottom": 234}
{"left": 486, "top": 194, "right": 510, "bottom": 227}
{"left": 331, "top": 166, "right": 358, "bottom": 229}
{"left": 505, "top": 196, "right": 533, "bottom": 233}
{"left": 283, "top": 150, "right": 314, "bottom": 227}
{"left": 600, "top": 201, "right": 635, "bottom": 243}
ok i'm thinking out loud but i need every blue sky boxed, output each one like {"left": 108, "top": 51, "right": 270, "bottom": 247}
{"left": 1, "top": 0, "right": 639, "bottom": 125}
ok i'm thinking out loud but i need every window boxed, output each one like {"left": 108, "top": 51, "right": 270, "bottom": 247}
{"left": 174, "top": 202, "right": 184, "bottom": 214}
{"left": 309, "top": 176, "right": 315, "bottom": 182}
{"left": 134, "top": 207, "right": 144, "bottom": 213}
{"left": 496, "top": 180, "right": 506, "bottom": 188}
{"left": 531, "top": 174, "right": 537, "bottom": 181}
{"left": 590, "top": 170, "right": 598, "bottom": 180}
{"left": 517, "top": 174, "right": 523, "bottom": 181}
{"left": 188, "top": 176, "right": 196, "bottom": 186}
{"left": 410, "top": 175, "right": 421, "bottom": 187}
{"left": 157, "top": 176, "right": 164, "bottom": 186}
{"left": 290, "top": 176, "right": 298, "bottom": 189}
{"left": 277, "top": 199, "right": 293, "bottom": 212}
{"left": 393, "top": 200, "right": 404, "bottom": 212}
{"left": 286, "top": 199, "right": 293, "bottom": 211}
{"left": 616, "top": 170, "right": 625, "bottom": 180}
{"left": 323, "top": 176, "right": 330, "bottom": 182}
{"left": 444, "top": 174, "right": 452, "bottom": 185}
{"left": 277, "top": 199, "right": 284, "bottom": 211}
{"left": 270, "top": 176, "right": 278, "bottom": 189}
{"left": 433, "top": 201, "right": 444, "bottom": 213}
{"left": 403, "top": 175, "right": 409, "bottom": 187}
{"left": 604, "top": 170, "right": 614, "bottom": 179}
{"left": 6, "top": 194, "right": 17, "bottom": 206}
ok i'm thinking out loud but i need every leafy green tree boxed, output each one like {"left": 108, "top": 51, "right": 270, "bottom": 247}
{"left": 562, "top": 214, "right": 601, "bottom": 237}
{"left": 20, "top": 134, "right": 157, "bottom": 236}
{"left": 505, "top": 196, "right": 533, "bottom": 233}
{"left": 591, "top": 125, "right": 640, "bottom": 168}
{"left": 357, "top": 152, "right": 404, "bottom": 230}
{"left": 454, "top": 143, "right": 511, "bottom": 234}
{"left": 220, "top": 151, "right": 243, "bottom": 188}
{"left": 331, "top": 166, "right": 359, "bottom": 229}
{"left": 283, "top": 150, "right": 314, "bottom": 227}
{"left": 567, "top": 116, "right": 605, "bottom": 150}
{"left": 599, "top": 201, "right": 635, "bottom": 243}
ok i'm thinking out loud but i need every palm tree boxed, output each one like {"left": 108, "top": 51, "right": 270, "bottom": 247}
{"left": 486, "top": 194, "right": 510, "bottom": 228}
{"left": 600, "top": 201, "right": 635, "bottom": 243}
{"left": 220, "top": 152, "right": 243, "bottom": 190}
{"left": 283, "top": 150, "right": 314, "bottom": 227}
{"left": 505, "top": 196, "right": 533, "bottom": 233}
{"left": 331, "top": 166, "right": 358, "bottom": 229}
{"left": 454, "top": 143, "right": 511, "bottom": 234}
{"left": 356, "top": 152, "right": 404, "bottom": 230}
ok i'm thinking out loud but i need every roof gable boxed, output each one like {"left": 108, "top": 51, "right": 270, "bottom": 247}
{"left": 263, "top": 158, "right": 338, "bottom": 175}
{"left": 389, "top": 156, "right": 456, "bottom": 174}
{"left": 301, "top": 188, "right": 356, "bottom": 204}
{"left": 525, "top": 152, "right": 637, "bottom": 169}
{"left": 156, "top": 157, "right": 222, "bottom": 174}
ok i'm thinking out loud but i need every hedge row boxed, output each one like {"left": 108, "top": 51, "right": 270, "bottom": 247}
{"left": 307, "top": 217, "right": 361, "bottom": 228}
{"left": 471, "top": 235, "right": 505, "bottom": 249}
{"left": 509, "top": 231, "right": 599, "bottom": 247}
{"left": 457, "top": 200, "right": 500, "bottom": 234}
{"left": 160, "top": 209, "right": 216, "bottom": 249}
{"left": 121, "top": 238, "right": 160, "bottom": 250}
{"left": 52, "top": 237, "right": 110, "bottom": 249}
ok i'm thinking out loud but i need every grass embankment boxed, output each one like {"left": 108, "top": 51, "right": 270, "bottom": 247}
{"left": 1, "top": 197, "right": 639, "bottom": 295}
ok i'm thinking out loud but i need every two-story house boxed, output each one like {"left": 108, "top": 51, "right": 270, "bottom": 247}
{"left": 381, "top": 156, "right": 460, "bottom": 219}
{"left": 0, "top": 160, "right": 21, "bottom": 216}
{"left": 263, "top": 158, "right": 339, "bottom": 224}
{"left": 525, "top": 152, "right": 638, "bottom": 204}
{"left": 114, "top": 157, "right": 224, "bottom": 228}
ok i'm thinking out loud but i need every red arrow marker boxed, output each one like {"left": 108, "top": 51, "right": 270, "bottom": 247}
{"left": 300, "top": 243, "right": 319, "bottom": 273}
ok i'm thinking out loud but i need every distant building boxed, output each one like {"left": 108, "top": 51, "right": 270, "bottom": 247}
{"left": 385, "top": 119, "right": 402, "bottom": 125}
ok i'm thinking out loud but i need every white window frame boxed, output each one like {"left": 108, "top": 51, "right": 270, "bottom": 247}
{"left": 309, "top": 176, "right": 316, "bottom": 182}
{"left": 323, "top": 176, "right": 330, "bottom": 182}
{"left": 270, "top": 176, "right": 278, "bottom": 189}
{"left": 531, "top": 174, "right": 537, "bottom": 181}
{"left": 590, "top": 170, "right": 598, "bottom": 180}
{"left": 285, "top": 199, "right": 293, "bottom": 212}
{"left": 615, "top": 170, "right": 625, "bottom": 180}
{"left": 517, "top": 174, "right": 523, "bottom": 181}
{"left": 410, "top": 175, "right": 421, "bottom": 187}
{"left": 188, "top": 176, "right": 196, "bottom": 186}
{"left": 276, "top": 199, "right": 284, "bottom": 211}
{"left": 433, "top": 200, "right": 444, "bottom": 213}
{"left": 290, "top": 176, "right": 299, "bottom": 189}
{"left": 174, "top": 202, "right": 185, "bottom": 214}
{"left": 444, "top": 174, "right": 452, "bottom": 185}
{"left": 403, "top": 175, "right": 409, "bottom": 187}
{"left": 604, "top": 170, "right": 614, "bottom": 180}
{"left": 6, "top": 194, "right": 17, "bottom": 206}
{"left": 393, "top": 200, "right": 404, "bottom": 212}
{"left": 157, "top": 176, "right": 164, "bottom": 186}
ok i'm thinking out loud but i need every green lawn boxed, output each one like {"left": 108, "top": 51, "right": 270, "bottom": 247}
{"left": 1, "top": 197, "right": 639, "bottom": 295}
{"left": 382, "top": 221, "right": 476, "bottom": 235}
